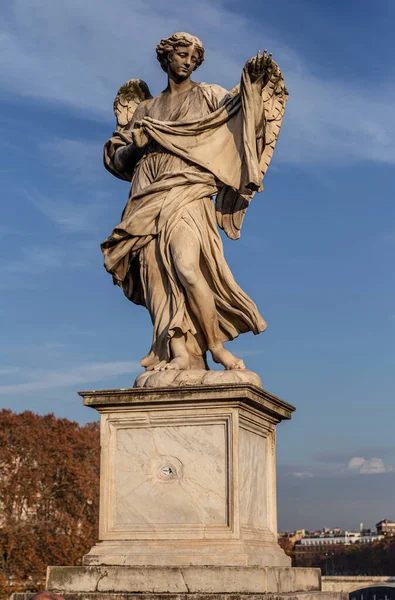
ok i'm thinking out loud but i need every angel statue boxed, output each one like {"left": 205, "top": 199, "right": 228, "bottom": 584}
{"left": 102, "top": 32, "right": 288, "bottom": 375}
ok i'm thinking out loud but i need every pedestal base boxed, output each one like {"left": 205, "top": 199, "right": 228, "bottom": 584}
{"left": 43, "top": 565, "right": 347, "bottom": 598}
{"left": 12, "top": 592, "right": 348, "bottom": 600}
{"left": 84, "top": 539, "right": 290, "bottom": 567}
{"left": 80, "top": 384, "right": 294, "bottom": 569}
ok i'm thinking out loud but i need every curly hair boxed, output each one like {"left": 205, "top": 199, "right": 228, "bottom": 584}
{"left": 156, "top": 32, "right": 205, "bottom": 73}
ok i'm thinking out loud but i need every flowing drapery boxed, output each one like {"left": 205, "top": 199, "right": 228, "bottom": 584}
{"left": 102, "top": 71, "right": 267, "bottom": 369}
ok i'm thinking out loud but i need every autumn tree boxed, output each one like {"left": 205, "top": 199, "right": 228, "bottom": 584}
{"left": 278, "top": 535, "right": 295, "bottom": 560}
{"left": 0, "top": 409, "right": 100, "bottom": 599}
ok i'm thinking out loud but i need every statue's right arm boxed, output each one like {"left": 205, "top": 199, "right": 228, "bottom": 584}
{"left": 113, "top": 139, "right": 144, "bottom": 176}
{"left": 104, "top": 101, "right": 148, "bottom": 181}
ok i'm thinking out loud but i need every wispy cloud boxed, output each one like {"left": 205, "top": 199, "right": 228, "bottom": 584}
{"left": 1, "top": 0, "right": 395, "bottom": 166}
{"left": 0, "top": 360, "right": 140, "bottom": 395}
{"left": 39, "top": 139, "right": 105, "bottom": 185}
{"left": 281, "top": 453, "right": 395, "bottom": 479}
{"left": 0, "top": 367, "right": 21, "bottom": 376}
{"left": 1, "top": 247, "right": 66, "bottom": 273}
{"left": 347, "top": 456, "right": 394, "bottom": 475}
{"left": 0, "top": 240, "right": 97, "bottom": 292}
{"left": 0, "top": 342, "right": 73, "bottom": 366}
{"left": 280, "top": 70, "right": 395, "bottom": 166}
{"left": 315, "top": 446, "right": 395, "bottom": 464}
{"left": 293, "top": 471, "right": 314, "bottom": 479}
{"left": 24, "top": 189, "right": 109, "bottom": 233}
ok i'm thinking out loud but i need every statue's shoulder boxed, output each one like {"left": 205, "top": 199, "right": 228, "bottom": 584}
{"left": 198, "top": 83, "right": 230, "bottom": 109}
{"left": 135, "top": 96, "right": 154, "bottom": 114}
{"left": 198, "top": 82, "right": 228, "bottom": 95}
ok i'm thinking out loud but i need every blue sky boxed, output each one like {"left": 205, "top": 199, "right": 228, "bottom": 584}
{"left": 0, "top": 0, "right": 394, "bottom": 531}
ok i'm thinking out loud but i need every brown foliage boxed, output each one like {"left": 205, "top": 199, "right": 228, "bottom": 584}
{"left": 0, "top": 409, "right": 100, "bottom": 599}
{"left": 278, "top": 535, "right": 295, "bottom": 559}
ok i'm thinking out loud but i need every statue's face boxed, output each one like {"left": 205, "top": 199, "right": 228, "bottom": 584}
{"left": 167, "top": 45, "right": 199, "bottom": 80}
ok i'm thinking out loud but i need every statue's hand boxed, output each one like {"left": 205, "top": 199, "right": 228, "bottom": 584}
{"left": 131, "top": 122, "right": 149, "bottom": 148}
{"left": 246, "top": 50, "right": 274, "bottom": 85}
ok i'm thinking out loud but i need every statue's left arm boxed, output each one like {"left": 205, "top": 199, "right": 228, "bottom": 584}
{"left": 245, "top": 50, "right": 269, "bottom": 137}
{"left": 216, "top": 51, "right": 288, "bottom": 239}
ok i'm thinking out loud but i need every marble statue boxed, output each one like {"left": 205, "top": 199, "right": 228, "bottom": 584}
{"left": 102, "top": 32, "right": 288, "bottom": 374}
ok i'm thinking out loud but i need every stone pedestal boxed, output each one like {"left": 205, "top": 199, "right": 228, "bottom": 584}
{"left": 80, "top": 383, "right": 293, "bottom": 568}
{"left": 14, "top": 381, "right": 347, "bottom": 600}
{"left": 45, "top": 565, "right": 337, "bottom": 598}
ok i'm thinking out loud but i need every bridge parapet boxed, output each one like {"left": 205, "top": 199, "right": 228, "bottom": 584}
{"left": 322, "top": 576, "right": 395, "bottom": 593}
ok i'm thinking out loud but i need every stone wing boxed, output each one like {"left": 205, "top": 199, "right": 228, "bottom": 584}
{"left": 113, "top": 79, "right": 153, "bottom": 131}
{"left": 259, "top": 62, "right": 289, "bottom": 178}
{"left": 216, "top": 64, "right": 288, "bottom": 240}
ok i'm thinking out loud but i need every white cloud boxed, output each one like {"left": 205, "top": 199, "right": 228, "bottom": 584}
{"left": 0, "top": 360, "right": 140, "bottom": 395}
{"left": 279, "top": 71, "right": 395, "bottom": 166}
{"left": 347, "top": 456, "right": 393, "bottom": 475}
{"left": 293, "top": 471, "right": 314, "bottom": 478}
{"left": 0, "top": 0, "right": 254, "bottom": 113}
{"left": 347, "top": 457, "right": 365, "bottom": 470}
{"left": 2, "top": 0, "right": 395, "bottom": 166}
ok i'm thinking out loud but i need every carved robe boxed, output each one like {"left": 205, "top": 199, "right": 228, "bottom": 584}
{"left": 102, "top": 70, "right": 267, "bottom": 369}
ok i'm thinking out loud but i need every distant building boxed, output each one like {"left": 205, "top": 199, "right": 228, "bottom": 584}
{"left": 376, "top": 519, "right": 395, "bottom": 535}
{"left": 295, "top": 529, "right": 306, "bottom": 538}
{"left": 294, "top": 530, "right": 383, "bottom": 568}
{"left": 281, "top": 521, "right": 389, "bottom": 570}
{"left": 298, "top": 531, "right": 382, "bottom": 546}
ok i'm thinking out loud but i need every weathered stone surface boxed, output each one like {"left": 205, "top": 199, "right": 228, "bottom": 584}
{"left": 83, "top": 542, "right": 290, "bottom": 568}
{"left": 11, "top": 592, "right": 348, "bottom": 600}
{"left": 101, "top": 33, "right": 289, "bottom": 374}
{"left": 134, "top": 369, "right": 263, "bottom": 389}
{"left": 322, "top": 575, "right": 395, "bottom": 593}
{"left": 80, "top": 385, "right": 294, "bottom": 420}
{"left": 46, "top": 566, "right": 321, "bottom": 594}
{"left": 79, "top": 385, "right": 294, "bottom": 568}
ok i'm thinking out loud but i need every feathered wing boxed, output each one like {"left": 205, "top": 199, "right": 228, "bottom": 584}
{"left": 103, "top": 79, "right": 153, "bottom": 182}
{"left": 259, "top": 63, "right": 289, "bottom": 178}
{"left": 113, "top": 79, "right": 153, "bottom": 130}
{"left": 216, "top": 63, "right": 289, "bottom": 240}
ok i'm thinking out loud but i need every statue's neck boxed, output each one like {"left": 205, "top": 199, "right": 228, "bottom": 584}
{"left": 166, "top": 75, "right": 196, "bottom": 95}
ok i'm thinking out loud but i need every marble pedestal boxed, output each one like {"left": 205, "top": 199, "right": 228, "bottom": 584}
{"left": 27, "top": 381, "right": 347, "bottom": 600}
{"left": 81, "top": 383, "right": 293, "bottom": 568}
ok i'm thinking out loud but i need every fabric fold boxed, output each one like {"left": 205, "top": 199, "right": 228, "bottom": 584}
{"left": 101, "top": 76, "right": 267, "bottom": 369}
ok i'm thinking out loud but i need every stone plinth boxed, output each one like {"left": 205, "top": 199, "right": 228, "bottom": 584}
{"left": 79, "top": 383, "right": 294, "bottom": 568}
{"left": 46, "top": 565, "right": 322, "bottom": 595}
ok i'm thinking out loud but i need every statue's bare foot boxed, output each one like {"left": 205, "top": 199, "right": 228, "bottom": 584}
{"left": 211, "top": 346, "right": 245, "bottom": 370}
{"left": 160, "top": 355, "right": 191, "bottom": 371}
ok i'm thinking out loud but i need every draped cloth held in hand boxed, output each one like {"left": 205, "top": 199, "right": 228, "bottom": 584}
{"left": 102, "top": 68, "right": 267, "bottom": 370}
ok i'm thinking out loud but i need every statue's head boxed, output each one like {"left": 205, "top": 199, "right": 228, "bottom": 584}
{"left": 156, "top": 32, "right": 205, "bottom": 75}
